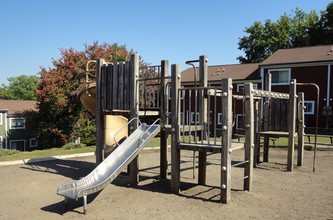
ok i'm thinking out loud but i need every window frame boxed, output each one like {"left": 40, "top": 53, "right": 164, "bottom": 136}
{"left": 9, "top": 139, "right": 25, "bottom": 150}
{"left": 190, "top": 112, "right": 200, "bottom": 124}
{"left": 9, "top": 117, "right": 25, "bottom": 129}
{"left": 236, "top": 114, "right": 244, "bottom": 130}
{"left": 268, "top": 68, "right": 291, "bottom": 85}
{"left": 30, "top": 138, "right": 38, "bottom": 148}
{"left": 236, "top": 83, "right": 258, "bottom": 93}
{"left": 304, "top": 100, "right": 315, "bottom": 115}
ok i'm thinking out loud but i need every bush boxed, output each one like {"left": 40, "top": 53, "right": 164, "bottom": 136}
{"left": 0, "top": 149, "right": 20, "bottom": 156}
{"left": 61, "top": 142, "right": 86, "bottom": 150}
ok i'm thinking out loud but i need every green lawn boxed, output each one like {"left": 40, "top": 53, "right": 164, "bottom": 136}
{"left": 1, "top": 135, "right": 330, "bottom": 163}
{"left": 0, "top": 146, "right": 95, "bottom": 162}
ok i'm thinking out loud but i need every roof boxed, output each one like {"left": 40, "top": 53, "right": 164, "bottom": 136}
{"left": 261, "top": 45, "right": 333, "bottom": 66}
{"left": 0, "top": 100, "right": 37, "bottom": 116}
{"left": 181, "top": 63, "right": 260, "bottom": 83}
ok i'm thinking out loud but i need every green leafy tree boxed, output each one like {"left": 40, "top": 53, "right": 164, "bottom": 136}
{"left": 0, "top": 75, "right": 38, "bottom": 100}
{"left": 34, "top": 41, "right": 145, "bottom": 148}
{"left": 238, "top": 2, "right": 333, "bottom": 63}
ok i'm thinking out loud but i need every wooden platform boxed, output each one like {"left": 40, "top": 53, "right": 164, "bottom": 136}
{"left": 179, "top": 141, "right": 244, "bottom": 153}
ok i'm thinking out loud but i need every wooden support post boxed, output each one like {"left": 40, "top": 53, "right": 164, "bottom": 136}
{"left": 244, "top": 83, "right": 254, "bottom": 191}
{"left": 171, "top": 64, "right": 181, "bottom": 193}
{"left": 297, "top": 92, "right": 305, "bottom": 166}
{"left": 160, "top": 60, "right": 169, "bottom": 179}
{"left": 198, "top": 55, "right": 208, "bottom": 185}
{"left": 263, "top": 73, "right": 271, "bottom": 162}
{"left": 129, "top": 54, "right": 139, "bottom": 184}
{"left": 220, "top": 78, "right": 232, "bottom": 204}
{"left": 95, "top": 58, "right": 106, "bottom": 165}
{"left": 254, "top": 100, "right": 260, "bottom": 167}
{"left": 287, "top": 79, "right": 297, "bottom": 171}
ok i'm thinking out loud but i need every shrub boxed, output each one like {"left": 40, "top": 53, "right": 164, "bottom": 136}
{"left": 61, "top": 142, "right": 86, "bottom": 150}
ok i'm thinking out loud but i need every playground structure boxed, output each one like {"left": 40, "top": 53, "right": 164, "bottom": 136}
{"left": 57, "top": 54, "right": 305, "bottom": 214}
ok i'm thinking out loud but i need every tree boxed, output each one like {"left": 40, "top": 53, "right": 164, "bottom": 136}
{"left": 34, "top": 41, "right": 145, "bottom": 148}
{"left": 0, "top": 75, "right": 38, "bottom": 100}
{"left": 238, "top": 3, "right": 333, "bottom": 63}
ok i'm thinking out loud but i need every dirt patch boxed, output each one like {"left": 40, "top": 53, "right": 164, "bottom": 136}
{"left": 0, "top": 147, "right": 332, "bottom": 220}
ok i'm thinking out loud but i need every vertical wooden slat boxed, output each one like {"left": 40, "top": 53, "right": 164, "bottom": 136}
{"left": 221, "top": 78, "right": 232, "bottom": 204}
{"left": 118, "top": 62, "right": 124, "bottom": 109}
{"left": 107, "top": 64, "right": 113, "bottom": 110}
{"left": 171, "top": 64, "right": 181, "bottom": 193}
{"left": 124, "top": 61, "right": 130, "bottom": 110}
{"left": 160, "top": 60, "right": 169, "bottom": 179}
{"left": 244, "top": 82, "right": 254, "bottom": 190}
{"left": 287, "top": 79, "right": 297, "bottom": 171}
{"left": 112, "top": 63, "right": 119, "bottom": 110}
{"left": 297, "top": 92, "right": 304, "bottom": 166}
{"left": 129, "top": 54, "right": 139, "bottom": 185}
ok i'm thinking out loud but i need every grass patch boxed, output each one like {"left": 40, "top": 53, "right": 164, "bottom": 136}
{"left": 0, "top": 146, "right": 95, "bottom": 162}
{"left": 0, "top": 149, "right": 20, "bottom": 156}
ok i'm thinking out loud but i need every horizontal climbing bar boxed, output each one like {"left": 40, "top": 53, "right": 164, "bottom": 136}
{"left": 252, "top": 89, "right": 289, "bottom": 99}
{"left": 231, "top": 175, "right": 249, "bottom": 185}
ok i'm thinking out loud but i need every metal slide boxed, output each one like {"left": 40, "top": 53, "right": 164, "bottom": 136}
{"left": 57, "top": 122, "right": 160, "bottom": 213}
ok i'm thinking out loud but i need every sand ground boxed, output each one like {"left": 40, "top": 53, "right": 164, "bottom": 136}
{"left": 0, "top": 146, "right": 332, "bottom": 220}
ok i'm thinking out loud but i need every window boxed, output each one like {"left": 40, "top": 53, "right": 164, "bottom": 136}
{"left": 10, "top": 117, "right": 25, "bottom": 129}
{"left": 237, "top": 83, "right": 258, "bottom": 93}
{"left": 10, "top": 140, "right": 25, "bottom": 150}
{"left": 0, "top": 113, "right": 2, "bottom": 125}
{"left": 304, "top": 101, "right": 315, "bottom": 115}
{"left": 268, "top": 69, "right": 291, "bottom": 85}
{"left": 30, "top": 138, "right": 38, "bottom": 148}
{"left": 236, "top": 114, "right": 244, "bottom": 130}
{"left": 217, "top": 113, "right": 223, "bottom": 125}
{"left": 190, "top": 112, "right": 200, "bottom": 124}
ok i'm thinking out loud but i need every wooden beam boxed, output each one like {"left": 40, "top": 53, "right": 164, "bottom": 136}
{"left": 263, "top": 73, "right": 271, "bottom": 162}
{"left": 160, "top": 60, "right": 169, "bottom": 179}
{"left": 198, "top": 55, "right": 208, "bottom": 185}
{"left": 287, "top": 79, "right": 297, "bottom": 171}
{"left": 95, "top": 58, "right": 106, "bottom": 165}
{"left": 244, "top": 82, "right": 254, "bottom": 191}
{"left": 129, "top": 54, "right": 139, "bottom": 185}
{"left": 171, "top": 64, "right": 181, "bottom": 193}
{"left": 220, "top": 78, "right": 232, "bottom": 204}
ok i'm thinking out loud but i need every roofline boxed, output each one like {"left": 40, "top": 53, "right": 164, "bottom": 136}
{"left": 260, "top": 60, "right": 333, "bottom": 68}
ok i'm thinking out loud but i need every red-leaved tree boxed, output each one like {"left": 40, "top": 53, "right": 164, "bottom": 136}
{"left": 34, "top": 42, "right": 145, "bottom": 148}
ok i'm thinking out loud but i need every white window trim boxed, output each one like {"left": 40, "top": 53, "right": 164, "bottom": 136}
{"left": 217, "top": 113, "right": 222, "bottom": 125}
{"left": 0, "top": 136, "right": 3, "bottom": 149}
{"left": 304, "top": 100, "right": 315, "bottom": 115}
{"left": 30, "top": 138, "right": 38, "bottom": 148}
{"left": 9, "top": 139, "right": 25, "bottom": 150}
{"left": 0, "top": 113, "right": 2, "bottom": 125}
{"left": 237, "top": 83, "right": 258, "bottom": 92}
{"left": 268, "top": 68, "right": 291, "bottom": 85}
{"left": 9, "top": 117, "right": 25, "bottom": 129}
{"left": 190, "top": 112, "right": 200, "bottom": 124}
{"left": 236, "top": 114, "right": 244, "bottom": 130}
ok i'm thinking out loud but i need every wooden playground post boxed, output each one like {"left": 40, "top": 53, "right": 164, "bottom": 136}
{"left": 297, "top": 92, "right": 305, "bottom": 166}
{"left": 244, "top": 83, "right": 254, "bottom": 190}
{"left": 254, "top": 99, "right": 261, "bottom": 167}
{"left": 160, "top": 60, "right": 169, "bottom": 179}
{"left": 198, "top": 55, "right": 208, "bottom": 185}
{"left": 287, "top": 79, "right": 297, "bottom": 171}
{"left": 129, "top": 54, "right": 140, "bottom": 184}
{"left": 95, "top": 58, "right": 107, "bottom": 165}
{"left": 171, "top": 64, "right": 181, "bottom": 193}
{"left": 263, "top": 73, "right": 271, "bottom": 162}
{"left": 220, "top": 78, "right": 232, "bottom": 204}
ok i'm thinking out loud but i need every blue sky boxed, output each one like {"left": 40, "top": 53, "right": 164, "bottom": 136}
{"left": 0, "top": 0, "right": 331, "bottom": 85}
